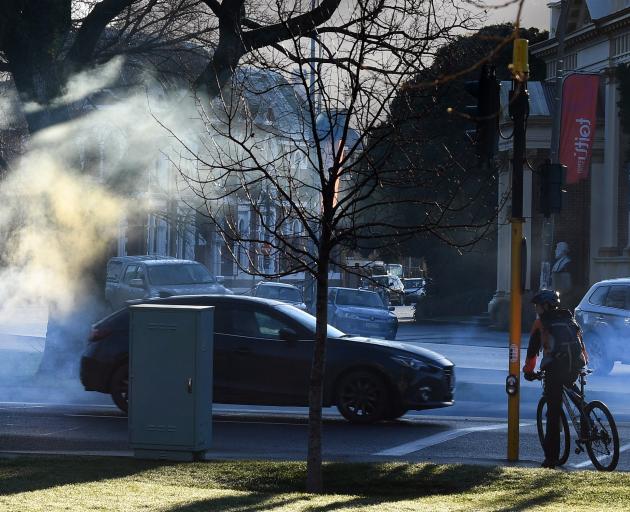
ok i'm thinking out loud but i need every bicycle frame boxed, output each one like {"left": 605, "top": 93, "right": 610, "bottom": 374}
{"left": 536, "top": 368, "right": 619, "bottom": 470}
{"left": 561, "top": 373, "right": 589, "bottom": 451}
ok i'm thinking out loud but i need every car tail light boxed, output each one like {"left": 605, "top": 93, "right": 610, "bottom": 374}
{"left": 89, "top": 326, "right": 112, "bottom": 342}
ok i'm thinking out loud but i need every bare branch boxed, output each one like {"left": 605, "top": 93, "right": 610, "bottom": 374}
{"left": 65, "top": 0, "right": 137, "bottom": 70}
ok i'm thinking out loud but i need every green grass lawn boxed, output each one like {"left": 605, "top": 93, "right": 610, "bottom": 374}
{"left": 1, "top": 457, "right": 629, "bottom": 511}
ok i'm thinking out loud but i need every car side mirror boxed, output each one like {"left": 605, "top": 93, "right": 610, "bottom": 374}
{"left": 129, "top": 278, "right": 145, "bottom": 288}
{"left": 388, "top": 306, "right": 396, "bottom": 312}
{"left": 216, "top": 275, "right": 225, "bottom": 284}
{"left": 279, "top": 328, "right": 298, "bottom": 342}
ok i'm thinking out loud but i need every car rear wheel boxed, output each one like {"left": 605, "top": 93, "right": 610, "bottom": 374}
{"left": 110, "top": 363, "right": 129, "bottom": 413}
{"left": 335, "top": 370, "right": 389, "bottom": 424}
{"left": 587, "top": 334, "right": 614, "bottom": 375}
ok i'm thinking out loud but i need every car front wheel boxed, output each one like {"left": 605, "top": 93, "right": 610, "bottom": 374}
{"left": 110, "top": 363, "right": 129, "bottom": 413}
{"left": 335, "top": 370, "right": 389, "bottom": 424}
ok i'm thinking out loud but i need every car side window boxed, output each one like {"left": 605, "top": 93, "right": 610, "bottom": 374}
{"left": 604, "top": 286, "right": 627, "bottom": 310}
{"left": 589, "top": 286, "right": 609, "bottom": 306}
{"left": 328, "top": 289, "right": 336, "bottom": 303}
{"left": 106, "top": 261, "right": 123, "bottom": 282}
{"left": 122, "top": 265, "right": 139, "bottom": 284}
{"left": 253, "top": 312, "right": 292, "bottom": 339}
{"left": 214, "top": 306, "right": 234, "bottom": 335}
{"left": 214, "top": 307, "right": 258, "bottom": 338}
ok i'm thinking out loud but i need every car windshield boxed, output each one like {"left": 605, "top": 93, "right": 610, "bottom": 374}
{"left": 147, "top": 263, "right": 215, "bottom": 285}
{"left": 335, "top": 289, "right": 384, "bottom": 308}
{"left": 404, "top": 279, "right": 423, "bottom": 288}
{"left": 257, "top": 285, "right": 303, "bottom": 302}
{"left": 275, "top": 304, "right": 345, "bottom": 338}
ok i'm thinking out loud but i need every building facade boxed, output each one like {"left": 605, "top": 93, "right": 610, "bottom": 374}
{"left": 490, "top": 1, "right": 630, "bottom": 327}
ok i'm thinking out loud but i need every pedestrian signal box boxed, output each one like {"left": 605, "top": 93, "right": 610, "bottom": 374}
{"left": 129, "top": 304, "right": 214, "bottom": 461}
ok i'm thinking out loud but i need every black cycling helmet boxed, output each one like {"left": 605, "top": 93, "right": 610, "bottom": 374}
{"left": 531, "top": 289, "right": 560, "bottom": 307}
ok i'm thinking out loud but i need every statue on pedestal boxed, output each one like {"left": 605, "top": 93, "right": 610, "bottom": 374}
{"left": 551, "top": 241, "right": 572, "bottom": 299}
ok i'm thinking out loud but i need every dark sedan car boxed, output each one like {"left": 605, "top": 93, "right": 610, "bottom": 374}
{"left": 81, "top": 295, "right": 454, "bottom": 423}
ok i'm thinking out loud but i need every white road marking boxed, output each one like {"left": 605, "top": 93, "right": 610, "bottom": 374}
{"left": 64, "top": 414, "right": 126, "bottom": 419}
{"left": 0, "top": 405, "right": 45, "bottom": 410}
{"left": 571, "top": 442, "right": 630, "bottom": 469}
{"left": 374, "top": 423, "right": 530, "bottom": 456}
{"left": 215, "top": 419, "right": 307, "bottom": 426}
{"left": 0, "top": 401, "right": 114, "bottom": 408}
{"left": 41, "top": 426, "right": 81, "bottom": 437}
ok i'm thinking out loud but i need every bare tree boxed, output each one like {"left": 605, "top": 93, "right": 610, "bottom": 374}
{"left": 163, "top": 0, "right": 506, "bottom": 492}
{"left": 0, "top": 0, "right": 388, "bottom": 373}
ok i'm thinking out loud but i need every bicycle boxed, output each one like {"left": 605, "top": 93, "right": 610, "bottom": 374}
{"left": 534, "top": 368, "right": 620, "bottom": 471}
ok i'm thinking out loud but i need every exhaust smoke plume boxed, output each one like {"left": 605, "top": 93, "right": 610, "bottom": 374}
{"left": 0, "top": 57, "right": 201, "bottom": 393}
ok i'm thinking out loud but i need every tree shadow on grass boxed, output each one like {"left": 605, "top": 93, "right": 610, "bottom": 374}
{"left": 164, "top": 494, "right": 305, "bottom": 512}
{"left": 0, "top": 456, "right": 163, "bottom": 496}
{"left": 162, "top": 467, "right": 569, "bottom": 512}
{"left": 0, "top": 456, "right": 571, "bottom": 511}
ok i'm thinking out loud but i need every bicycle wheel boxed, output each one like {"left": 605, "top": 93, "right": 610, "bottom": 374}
{"left": 536, "top": 397, "right": 570, "bottom": 466}
{"left": 585, "top": 400, "right": 619, "bottom": 471}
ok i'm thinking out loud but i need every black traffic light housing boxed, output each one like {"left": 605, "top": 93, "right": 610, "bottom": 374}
{"left": 463, "top": 64, "right": 501, "bottom": 163}
{"left": 539, "top": 162, "right": 565, "bottom": 217}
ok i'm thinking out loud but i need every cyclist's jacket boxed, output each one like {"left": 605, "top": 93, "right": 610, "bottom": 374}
{"left": 523, "top": 308, "right": 588, "bottom": 373}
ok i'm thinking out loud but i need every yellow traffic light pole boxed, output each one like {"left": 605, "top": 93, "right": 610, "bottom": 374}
{"left": 507, "top": 39, "right": 529, "bottom": 461}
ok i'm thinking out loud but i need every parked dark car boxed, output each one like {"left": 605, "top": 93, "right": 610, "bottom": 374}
{"left": 105, "top": 256, "right": 232, "bottom": 310}
{"left": 80, "top": 295, "right": 454, "bottom": 423}
{"left": 328, "top": 287, "right": 398, "bottom": 340}
{"left": 250, "top": 281, "right": 307, "bottom": 310}
{"left": 574, "top": 278, "right": 630, "bottom": 374}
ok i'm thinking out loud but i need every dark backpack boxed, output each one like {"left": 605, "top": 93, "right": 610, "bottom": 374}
{"left": 545, "top": 314, "right": 587, "bottom": 372}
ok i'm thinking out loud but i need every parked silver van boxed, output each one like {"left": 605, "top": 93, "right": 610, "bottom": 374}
{"left": 105, "top": 256, "right": 233, "bottom": 310}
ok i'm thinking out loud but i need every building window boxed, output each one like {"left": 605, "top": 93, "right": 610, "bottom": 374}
{"left": 546, "top": 53, "right": 577, "bottom": 81}
{"left": 613, "top": 33, "right": 630, "bottom": 60}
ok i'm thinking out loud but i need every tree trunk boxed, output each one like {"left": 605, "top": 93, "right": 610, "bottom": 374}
{"left": 306, "top": 251, "right": 329, "bottom": 493}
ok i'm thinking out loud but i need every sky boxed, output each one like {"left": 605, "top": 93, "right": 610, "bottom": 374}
{"left": 484, "top": 0, "right": 550, "bottom": 30}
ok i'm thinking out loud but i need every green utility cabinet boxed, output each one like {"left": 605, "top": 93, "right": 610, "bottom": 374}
{"left": 129, "top": 304, "right": 213, "bottom": 460}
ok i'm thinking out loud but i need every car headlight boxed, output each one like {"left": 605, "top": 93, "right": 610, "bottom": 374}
{"left": 391, "top": 355, "right": 429, "bottom": 370}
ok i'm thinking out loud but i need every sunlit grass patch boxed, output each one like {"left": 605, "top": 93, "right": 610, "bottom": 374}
{"left": 1, "top": 457, "right": 629, "bottom": 511}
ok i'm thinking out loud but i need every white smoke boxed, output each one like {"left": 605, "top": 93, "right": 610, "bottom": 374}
{"left": 0, "top": 57, "right": 204, "bottom": 385}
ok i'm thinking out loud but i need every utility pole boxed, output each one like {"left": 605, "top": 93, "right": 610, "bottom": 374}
{"left": 507, "top": 38, "right": 530, "bottom": 462}
{"left": 541, "top": 0, "right": 570, "bottom": 289}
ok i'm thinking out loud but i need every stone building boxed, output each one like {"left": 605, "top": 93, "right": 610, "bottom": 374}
{"left": 490, "top": 0, "right": 630, "bottom": 327}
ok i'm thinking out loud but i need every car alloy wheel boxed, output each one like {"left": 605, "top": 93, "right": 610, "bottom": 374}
{"left": 336, "top": 370, "right": 388, "bottom": 424}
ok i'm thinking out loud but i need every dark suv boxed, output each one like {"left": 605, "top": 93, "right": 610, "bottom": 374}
{"left": 574, "top": 278, "right": 630, "bottom": 374}
{"left": 105, "top": 256, "right": 232, "bottom": 310}
{"left": 80, "top": 295, "right": 454, "bottom": 423}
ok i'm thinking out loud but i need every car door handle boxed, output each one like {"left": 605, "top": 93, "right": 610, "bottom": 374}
{"left": 236, "top": 347, "right": 251, "bottom": 354}
{"left": 595, "top": 315, "right": 605, "bottom": 321}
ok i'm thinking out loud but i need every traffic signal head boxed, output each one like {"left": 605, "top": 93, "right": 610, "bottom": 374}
{"left": 463, "top": 64, "right": 501, "bottom": 164}
{"left": 539, "top": 162, "right": 565, "bottom": 217}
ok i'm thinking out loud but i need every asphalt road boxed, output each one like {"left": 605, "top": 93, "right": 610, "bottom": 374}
{"left": 1, "top": 401, "right": 629, "bottom": 471}
{"left": 1, "top": 306, "right": 629, "bottom": 470}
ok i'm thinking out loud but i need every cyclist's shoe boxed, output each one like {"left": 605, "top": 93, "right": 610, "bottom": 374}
{"left": 541, "top": 459, "right": 557, "bottom": 469}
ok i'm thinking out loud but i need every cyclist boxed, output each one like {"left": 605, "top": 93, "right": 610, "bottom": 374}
{"left": 523, "top": 289, "right": 588, "bottom": 469}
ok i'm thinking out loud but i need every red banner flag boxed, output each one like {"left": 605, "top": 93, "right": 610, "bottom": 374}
{"left": 559, "top": 73, "right": 599, "bottom": 184}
